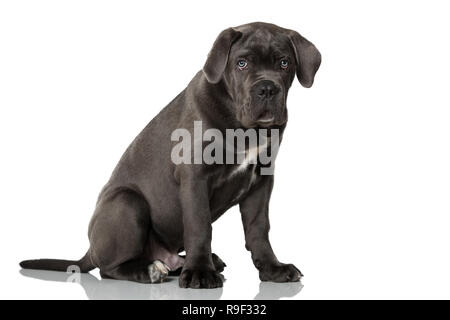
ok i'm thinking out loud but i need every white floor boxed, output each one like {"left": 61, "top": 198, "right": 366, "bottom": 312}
{"left": 16, "top": 269, "right": 303, "bottom": 300}
{"left": 5, "top": 202, "right": 450, "bottom": 300}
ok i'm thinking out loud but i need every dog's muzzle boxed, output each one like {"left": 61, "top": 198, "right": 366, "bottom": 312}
{"left": 250, "top": 80, "right": 284, "bottom": 126}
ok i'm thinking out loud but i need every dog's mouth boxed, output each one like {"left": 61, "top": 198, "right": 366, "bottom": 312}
{"left": 255, "top": 116, "right": 276, "bottom": 127}
{"left": 257, "top": 117, "right": 275, "bottom": 123}
{"left": 247, "top": 115, "right": 287, "bottom": 128}
{"left": 237, "top": 100, "right": 287, "bottom": 128}
{"left": 254, "top": 106, "right": 287, "bottom": 127}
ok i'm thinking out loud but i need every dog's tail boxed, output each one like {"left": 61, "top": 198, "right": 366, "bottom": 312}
{"left": 19, "top": 251, "right": 95, "bottom": 273}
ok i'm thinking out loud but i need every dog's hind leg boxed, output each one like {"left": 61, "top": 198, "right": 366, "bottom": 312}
{"left": 100, "top": 258, "right": 170, "bottom": 283}
{"left": 212, "top": 253, "right": 226, "bottom": 273}
{"left": 88, "top": 188, "right": 168, "bottom": 283}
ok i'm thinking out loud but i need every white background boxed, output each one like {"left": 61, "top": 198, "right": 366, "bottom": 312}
{"left": 1, "top": 0, "right": 449, "bottom": 300}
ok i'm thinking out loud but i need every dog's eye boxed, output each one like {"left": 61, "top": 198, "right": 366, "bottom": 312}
{"left": 280, "top": 59, "right": 289, "bottom": 69}
{"left": 237, "top": 59, "right": 248, "bottom": 70}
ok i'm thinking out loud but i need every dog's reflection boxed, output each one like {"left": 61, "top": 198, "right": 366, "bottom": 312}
{"left": 254, "top": 281, "right": 304, "bottom": 300}
{"left": 20, "top": 269, "right": 302, "bottom": 300}
{"left": 20, "top": 269, "right": 222, "bottom": 300}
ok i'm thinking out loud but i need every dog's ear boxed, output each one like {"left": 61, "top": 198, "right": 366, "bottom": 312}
{"left": 288, "top": 30, "right": 321, "bottom": 88}
{"left": 203, "top": 28, "right": 242, "bottom": 84}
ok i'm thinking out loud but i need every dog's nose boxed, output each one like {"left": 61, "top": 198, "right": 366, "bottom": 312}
{"left": 254, "top": 80, "right": 279, "bottom": 100}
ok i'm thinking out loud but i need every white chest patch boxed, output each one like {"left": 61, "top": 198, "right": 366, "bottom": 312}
{"left": 231, "top": 139, "right": 269, "bottom": 177}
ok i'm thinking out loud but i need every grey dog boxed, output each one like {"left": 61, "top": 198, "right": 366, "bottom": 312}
{"left": 20, "top": 22, "right": 321, "bottom": 289}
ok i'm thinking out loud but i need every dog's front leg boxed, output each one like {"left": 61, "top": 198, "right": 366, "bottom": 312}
{"left": 178, "top": 171, "right": 223, "bottom": 289}
{"left": 240, "top": 175, "right": 303, "bottom": 282}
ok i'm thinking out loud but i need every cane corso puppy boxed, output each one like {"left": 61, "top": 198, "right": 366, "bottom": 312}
{"left": 20, "top": 22, "right": 321, "bottom": 288}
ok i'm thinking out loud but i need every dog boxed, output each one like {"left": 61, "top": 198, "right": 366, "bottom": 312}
{"left": 20, "top": 22, "right": 321, "bottom": 289}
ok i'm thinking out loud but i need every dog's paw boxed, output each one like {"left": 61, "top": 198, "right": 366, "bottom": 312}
{"left": 148, "top": 260, "right": 170, "bottom": 283}
{"left": 212, "top": 253, "right": 226, "bottom": 273}
{"left": 179, "top": 268, "right": 223, "bottom": 289}
{"left": 259, "top": 263, "right": 303, "bottom": 282}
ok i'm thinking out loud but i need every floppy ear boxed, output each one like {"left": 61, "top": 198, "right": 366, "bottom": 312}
{"left": 288, "top": 31, "right": 321, "bottom": 88}
{"left": 203, "top": 28, "right": 242, "bottom": 84}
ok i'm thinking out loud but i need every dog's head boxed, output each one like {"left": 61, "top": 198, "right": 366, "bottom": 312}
{"left": 203, "top": 22, "right": 321, "bottom": 128}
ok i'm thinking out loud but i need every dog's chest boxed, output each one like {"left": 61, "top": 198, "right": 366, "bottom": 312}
{"left": 227, "top": 162, "right": 258, "bottom": 199}
{"left": 209, "top": 145, "right": 266, "bottom": 218}
{"left": 209, "top": 165, "right": 257, "bottom": 218}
